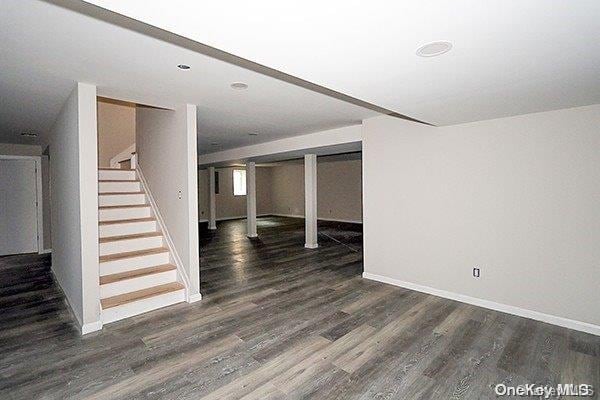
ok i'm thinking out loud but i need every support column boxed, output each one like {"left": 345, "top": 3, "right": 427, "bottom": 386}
{"left": 304, "top": 154, "right": 318, "bottom": 248}
{"left": 246, "top": 161, "right": 257, "bottom": 238}
{"left": 208, "top": 166, "right": 217, "bottom": 230}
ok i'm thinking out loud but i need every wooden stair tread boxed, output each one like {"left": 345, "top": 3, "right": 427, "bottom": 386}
{"left": 101, "top": 282, "right": 184, "bottom": 309}
{"left": 99, "top": 191, "right": 144, "bottom": 195}
{"left": 99, "top": 204, "right": 149, "bottom": 209}
{"left": 99, "top": 246, "right": 169, "bottom": 262}
{"left": 99, "top": 231, "right": 162, "bottom": 243}
{"left": 100, "top": 264, "right": 176, "bottom": 285}
{"left": 99, "top": 217, "right": 155, "bottom": 226}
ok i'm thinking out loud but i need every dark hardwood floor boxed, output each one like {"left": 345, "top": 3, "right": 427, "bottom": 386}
{"left": 0, "top": 216, "right": 598, "bottom": 399}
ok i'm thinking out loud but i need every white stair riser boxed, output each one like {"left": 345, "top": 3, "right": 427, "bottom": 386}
{"left": 101, "top": 289, "right": 185, "bottom": 324}
{"left": 99, "top": 221, "right": 157, "bottom": 238}
{"left": 100, "top": 270, "right": 177, "bottom": 299}
{"left": 100, "top": 236, "right": 164, "bottom": 256}
{"left": 100, "top": 252, "right": 170, "bottom": 275}
{"left": 99, "top": 206, "right": 152, "bottom": 222}
{"left": 99, "top": 193, "right": 146, "bottom": 207}
{"left": 99, "top": 181, "right": 141, "bottom": 193}
{"left": 98, "top": 170, "right": 136, "bottom": 181}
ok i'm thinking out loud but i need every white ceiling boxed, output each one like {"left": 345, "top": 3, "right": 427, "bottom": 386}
{"left": 0, "top": 1, "right": 379, "bottom": 151}
{"left": 86, "top": 0, "right": 600, "bottom": 126}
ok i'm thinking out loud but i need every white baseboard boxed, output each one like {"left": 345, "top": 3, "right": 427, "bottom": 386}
{"left": 188, "top": 292, "right": 203, "bottom": 303}
{"left": 39, "top": 248, "right": 52, "bottom": 254}
{"left": 271, "top": 213, "right": 362, "bottom": 224}
{"left": 81, "top": 320, "right": 103, "bottom": 335}
{"left": 198, "top": 213, "right": 270, "bottom": 223}
{"left": 362, "top": 272, "right": 600, "bottom": 336}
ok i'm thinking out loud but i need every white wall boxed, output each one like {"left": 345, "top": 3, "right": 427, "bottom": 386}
{"left": 362, "top": 104, "right": 600, "bottom": 334}
{"left": 137, "top": 104, "right": 200, "bottom": 299}
{"left": 48, "top": 82, "right": 100, "bottom": 333}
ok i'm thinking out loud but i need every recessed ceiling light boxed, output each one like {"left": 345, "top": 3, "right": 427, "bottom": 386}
{"left": 177, "top": 64, "right": 191, "bottom": 70}
{"left": 230, "top": 82, "right": 248, "bottom": 90}
{"left": 416, "top": 41, "right": 453, "bottom": 57}
{"left": 248, "top": 132, "right": 259, "bottom": 136}
{"left": 20, "top": 132, "right": 38, "bottom": 137}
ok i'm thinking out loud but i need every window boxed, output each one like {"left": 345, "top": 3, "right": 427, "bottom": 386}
{"left": 233, "top": 169, "right": 246, "bottom": 196}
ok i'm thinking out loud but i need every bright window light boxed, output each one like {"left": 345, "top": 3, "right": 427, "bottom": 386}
{"left": 233, "top": 169, "right": 246, "bottom": 196}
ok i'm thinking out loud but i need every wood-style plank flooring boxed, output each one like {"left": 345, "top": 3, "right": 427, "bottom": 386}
{"left": 0, "top": 216, "right": 598, "bottom": 399}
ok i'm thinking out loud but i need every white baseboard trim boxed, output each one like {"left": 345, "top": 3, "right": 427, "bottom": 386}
{"left": 199, "top": 214, "right": 270, "bottom": 223}
{"left": 188, "top": 292, "right": 203, "bottom": 303}
{"left": 39, "top": 248, "right": 52, "bottom": 254}
{"left": 81, "top": 320, "right": 103, "bottom": 335}
{"left": 271, "top": 213, "right": 362, "bottom": 224}
{"left": 362, "top": 272, "right": 600, "bottom": 336}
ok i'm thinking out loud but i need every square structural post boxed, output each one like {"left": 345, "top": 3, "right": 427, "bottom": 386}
{"left": 304, "top": 154, "right": 318, "bottom": 248}
{"left": 208, "top": 166, "right": 217, "bottom": 230}
{"left": 246, "top": 161, "right": 258, "bottom": 238}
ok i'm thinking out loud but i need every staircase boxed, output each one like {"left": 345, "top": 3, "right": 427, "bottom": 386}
{"left": 98, "top": 167, "right": 185, "bottom": 324}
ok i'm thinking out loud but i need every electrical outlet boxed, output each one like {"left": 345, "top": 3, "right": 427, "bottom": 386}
{"left": 178, "top": 190, "right": 182, "bottom": 199}
{"left": 473, "top": 267, "right": 481, "bottom": 278}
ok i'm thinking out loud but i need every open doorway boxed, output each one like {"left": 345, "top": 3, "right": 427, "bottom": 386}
{"left": 198, "top": 151, "right": 364, "bottom": 299}
{"left": 97, "top": 97, "right": 136, "bottom": 169}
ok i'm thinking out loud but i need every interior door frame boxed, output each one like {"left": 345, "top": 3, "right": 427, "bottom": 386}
{"left": 0, "top": 155, "right": 44, "bottom": 254}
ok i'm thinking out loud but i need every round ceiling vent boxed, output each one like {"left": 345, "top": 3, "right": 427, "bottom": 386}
{"left": 231, "top": 82, "right": 248, "bottom": 90}
{"left": 416, "top": 41, "right": 453, "bottom": 57}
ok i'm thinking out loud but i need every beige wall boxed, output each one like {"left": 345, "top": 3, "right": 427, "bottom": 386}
{"left": 270, "top": 157, "right": 363, "bottom": 222}
{"left": 362, "top": 105, "right": 600, "bottom": 331}
{"left": 0, "top": 143, "right": 42, "bottom": 156}
{"left": 200, "top": 157, "right": 362, "bottom": 223}
{"left": 199, "top": 167, "right": 273, "bottom": 221}
{"left": 97, "top": 100, "right": 135, "bottom": 168}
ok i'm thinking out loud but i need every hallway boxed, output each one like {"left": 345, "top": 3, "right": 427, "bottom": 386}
{"left": 0, "top": 217, "right": 598, "bottom": 398}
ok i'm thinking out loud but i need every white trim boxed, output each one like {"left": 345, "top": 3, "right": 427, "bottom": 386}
{"left": 317, "top": 216, "right": 363, "bottom": 224}
{"left": 81, "top": 320, "right": 103, "bottom": 334}
{"left": 199, "top": 213, "right": 271, "bottom": 223}
{"left": 198, "top": 214, "right": 363, "bottom": 224}
{"left": 271, "top": 213, "right": 363, "bottom": 224}
{"left": 40, "top": 248, "right": 53, "bottom": 254}
{"left": 109, "top": 143, "right": 135, "bottom": 168}
{"left": 362, "top": 272, "right": 600, "bottom": 336}
{"left": 136, "top": 165, "right": 193, "bottom": 302}
{"left": 188, "top": 292, "right": 203, "bottom": 303}
{"left": 0, "top": 155, "right": 44, "bottom": 254}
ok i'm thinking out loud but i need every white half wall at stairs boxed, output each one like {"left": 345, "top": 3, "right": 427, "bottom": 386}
{"left": 136, "top": 165, "right": 196, "bottom": 302}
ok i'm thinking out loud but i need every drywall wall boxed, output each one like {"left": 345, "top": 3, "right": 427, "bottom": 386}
{"left": 269, "top": 157, "right": 363, "bottom": 223}
{"left": 0, "top": 143, "right": 42, "bottom": 156}
{"left": 362, "top": 104, "right": 600, "bottom": 333}
{"left": 49, "top": 82, "right": 100, "bottom": 333}
{"left": 271, "top": 162, "right": 305, "bottom": 217}
{"left": 198, "top": 167, "right": 273, "bottom": 220}
{"left": 137, "top": 104, "right": 200, "bottom": 299}
{"left": 97, "top": 99, "right": 135, "bottom": 168}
